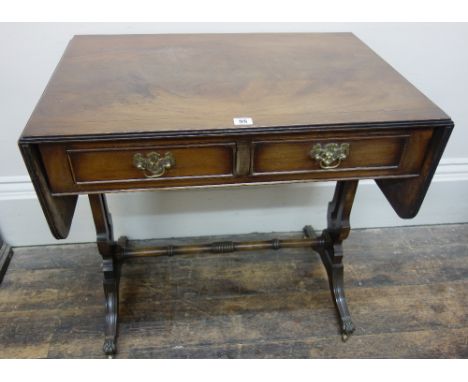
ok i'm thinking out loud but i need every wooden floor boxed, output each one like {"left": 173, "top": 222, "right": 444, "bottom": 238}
{"left": 0, "top": 224, "right": 467, "bottom": 358}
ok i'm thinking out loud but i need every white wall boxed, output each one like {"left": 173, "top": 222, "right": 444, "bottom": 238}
{"left": 1, "top": 23, "right": 467, "bottom": 246}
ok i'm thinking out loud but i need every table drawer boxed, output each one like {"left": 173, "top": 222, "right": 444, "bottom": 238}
{"left": 40, "top": 141, "right": 236, "bottom": 193}
{"left": 252, "top": 130, "right": 430, "bottom": 176}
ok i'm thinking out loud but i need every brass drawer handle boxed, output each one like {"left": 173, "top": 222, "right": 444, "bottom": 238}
{"left": 310, "top": 143, "right": 350, "bottom": 169}
{"left": 133, "top": 152, "right": 175, "bottom": 178}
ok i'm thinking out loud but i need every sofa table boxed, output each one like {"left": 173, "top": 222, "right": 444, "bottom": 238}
{"left": 19, "top": 33, "right": 453, "bottom": 357}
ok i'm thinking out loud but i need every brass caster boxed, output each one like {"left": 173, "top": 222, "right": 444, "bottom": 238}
{"left": 103, "top": 338, "right": 116, "bottom": 357}
{"left": 341, "top": 316, "right": 355, "bottom": 342}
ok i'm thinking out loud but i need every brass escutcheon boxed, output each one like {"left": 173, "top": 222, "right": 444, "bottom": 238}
{"left": 309, "top": 143, "right": 350, "bottom": 169}
{"left": 133, "top": 151, "right": 175, "bottom": 178}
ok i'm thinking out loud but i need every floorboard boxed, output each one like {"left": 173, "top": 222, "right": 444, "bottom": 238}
{"left": 0, "top": 224, "right": 467, "bottom": 358}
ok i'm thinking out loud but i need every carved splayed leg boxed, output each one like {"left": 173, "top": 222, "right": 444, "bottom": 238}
{"left": 320, "top": 231, "right": 355, "bottom": 341}
{"left": 102, "top": 257, "right": 119, "bottom": 356}
{"left": 89, "top": 194, "right": 121, "bottom": 357}
{"left": 308, "top": 180, "right": 358, "bottom": 341}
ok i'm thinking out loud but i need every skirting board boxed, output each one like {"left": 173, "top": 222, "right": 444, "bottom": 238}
{"left": 1, "top": 158, "right": 468, "bottom": 247}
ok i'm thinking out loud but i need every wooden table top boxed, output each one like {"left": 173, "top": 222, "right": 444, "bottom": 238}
{"left": 22, "top": 33, "right": 449, "bottom": 140}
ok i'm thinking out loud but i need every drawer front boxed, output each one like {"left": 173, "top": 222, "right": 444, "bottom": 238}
{"left": 40, "top": 141, "right": 236, "bottom": 193}
{"left": 68, "top": 144, "right": 234, "bottom": 183}
{"left": 252, "top": 132, "right": 425, "bottom": 176}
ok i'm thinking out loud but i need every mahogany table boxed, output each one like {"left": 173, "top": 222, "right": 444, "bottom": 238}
{"left": 19, "top": 33, "right": 453, "bottom": 357}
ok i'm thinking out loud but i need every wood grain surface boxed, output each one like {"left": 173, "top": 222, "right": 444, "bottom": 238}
{"left": 21, "top": 33, "right": 449, "bottom": 139}
{"left": 1, "top": 224, "right": 466, "bottom": 358}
